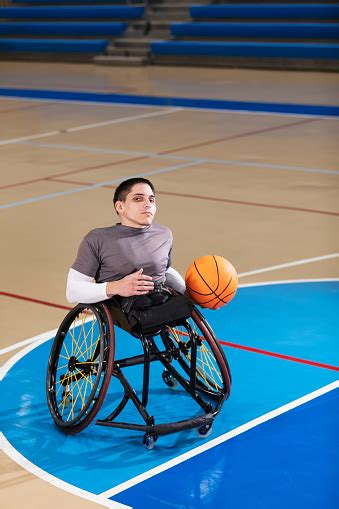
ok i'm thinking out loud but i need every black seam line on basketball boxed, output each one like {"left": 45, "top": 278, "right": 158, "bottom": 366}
{"left": 193, "top": 290, "right": 235, "bottom": 304}
{"left": 186, "top": 282, "right": 235, "bottom": 302}
{"left": 193, "top": 261, "right": 224, "bottom": 305}
{"left": 198, "top": 289, "right": 236, "bottom": 306}
{"left": 187, "top": 275, "right": 234, "bottom": 304}
{"left": 186, "top": 282, "right": 216, "bottom": 296}
{"left": 213, "top": 255, "right": 220, "bottom": 293}
{"left": 205, "top": 289, "right": 236, "bottom": 305}
{"left": 217, "top": 275, "right": 234, "bottom": 301}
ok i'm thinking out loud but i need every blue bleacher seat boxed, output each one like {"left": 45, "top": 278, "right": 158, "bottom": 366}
{"left": 190, "top": 4, "right": 339, "bottom": 20}
{"left": 0, "top": 6, "right": 144, "bottom": 19}
{"left": 11, "top": 0, "right": 131, "bottom": 3}
{"left": 0, "top": 22, "right": 128, "bottom": 36}
{"left": 171, "top": 22, "right": 339, "bottom": 39}
{"left": 0, "top": 38, "right": 109, "bottom": 53}
{"left": 151, "top": 41, "right": 339, "bottom": 60}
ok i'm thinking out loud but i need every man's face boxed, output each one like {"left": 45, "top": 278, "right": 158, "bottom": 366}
{"left": 115, "top": 183, "right": 156, "bottom": 228}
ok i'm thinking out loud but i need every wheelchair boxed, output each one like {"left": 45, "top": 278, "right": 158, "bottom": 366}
{"left": 46, "top": 290, "right": 232, "bottom": 449}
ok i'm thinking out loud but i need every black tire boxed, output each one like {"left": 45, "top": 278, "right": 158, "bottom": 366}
{"left": 46, "top": 302, "right": 114, "bottom": 434}
{"left": 162, "top": 306, "right": 231, "bottom": 403}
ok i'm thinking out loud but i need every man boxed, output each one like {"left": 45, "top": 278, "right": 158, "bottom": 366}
{"left": 66, "top": 177, "right": 186, "bottom": 304}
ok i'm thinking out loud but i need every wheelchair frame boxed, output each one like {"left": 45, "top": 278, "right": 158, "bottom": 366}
{"left": 46, "top": 295, "right": 232, "bottom": 449}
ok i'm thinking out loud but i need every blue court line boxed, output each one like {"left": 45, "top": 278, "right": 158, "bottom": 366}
{"left": 0, "top": 87, "right": 339, "bottom": 118}
{"left": 20, "top": 140, "right": 339, "bottom": 175}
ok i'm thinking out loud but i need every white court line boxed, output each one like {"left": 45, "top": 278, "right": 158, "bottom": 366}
{"left": 0, "top": 328, "right": 59, "bottom": 357}
{"left": 238, "top": 253, "right": 339, "bottom": 278}
{"left": 0, "top": 313, "right": 98, "bottom": 359}
{"left": 20, "top": 140, "right": 339, "bottom": 176}
{"left": 0, "top": 314, "right": 97, "bottom": 357}
{"left": 0, "top": 159, "right": 203, "bottom": 210}
{"left": 239, "top": 277, "right": 339, "bottom": 288}
{"left": 0, "top": 330, "right": 57, "bottom": 375}
{"left": 0, "top": 94, "right": 338, "bottom": 120}
{"left": 100, "top": 380, "right": 339, "bottom": 499}
{"left": 0, "top": 433, "right": 131, "bottom": 509}
{"left": 0, "top": 107, "right": 182, "bottom": 146}
{"left": 67, "top": 107, "right": 183, "bottom": 133}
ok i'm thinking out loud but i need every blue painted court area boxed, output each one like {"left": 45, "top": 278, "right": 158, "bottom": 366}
{"left": 113, "top": 388, "right": 338, "bottom": 509}
{"left": 0, "top": 281, "right": 338, "bottom": 506}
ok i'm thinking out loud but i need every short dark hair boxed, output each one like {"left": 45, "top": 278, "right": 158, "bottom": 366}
{"left": 113, "top": 177, "right": 155, "bottom": 206}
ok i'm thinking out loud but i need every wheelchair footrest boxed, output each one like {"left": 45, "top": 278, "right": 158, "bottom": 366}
{"left": 153, "top": 413, "right": 214, "bottom": 436}
{"left": 95, "top": 413, "right": 214, "bottom": 436}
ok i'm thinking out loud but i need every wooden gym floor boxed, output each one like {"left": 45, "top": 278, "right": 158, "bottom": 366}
{"left": 0, "top": 61, "right": 338, "bottom": 509}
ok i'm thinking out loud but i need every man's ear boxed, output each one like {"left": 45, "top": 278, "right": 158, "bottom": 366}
{"left": 115, "top": 201, "right": 123, "bottom": 215}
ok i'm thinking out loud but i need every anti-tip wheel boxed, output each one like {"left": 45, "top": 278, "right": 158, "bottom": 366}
{"left": 196, "top": 424, "right": 213, "bottom": 438}
{"left": 162, "top": 370, "right": 178, "bottom": 389}
{"left": 143, "top": 433, "right": 157, "bottom": 450}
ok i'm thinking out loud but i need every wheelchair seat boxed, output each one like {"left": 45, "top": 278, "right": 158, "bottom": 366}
{"left": 105, "top": 291, "right": 194, "bottom": 335}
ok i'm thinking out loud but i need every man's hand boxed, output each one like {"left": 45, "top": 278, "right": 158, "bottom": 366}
{"left": 106, "top": 268, "right": 154, "bottom": 297}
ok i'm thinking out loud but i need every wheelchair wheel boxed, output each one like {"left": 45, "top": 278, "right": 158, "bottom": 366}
{"left": 46, "top": 303, "right": 114, "bottom": 434}
{"left": 163, "top": 307, "right": 231, "bottom": 401}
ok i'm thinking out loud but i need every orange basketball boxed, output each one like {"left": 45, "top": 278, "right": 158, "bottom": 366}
{"left": 185, "top": 255, "right": 238, "bottom": 309}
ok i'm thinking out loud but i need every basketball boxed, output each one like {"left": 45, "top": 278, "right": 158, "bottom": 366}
{"left": 185, "top": 255, "right": 238, "bottom": 309}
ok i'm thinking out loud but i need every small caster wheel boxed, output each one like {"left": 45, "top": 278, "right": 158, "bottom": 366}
{"left": 196, "top": 424, "right": 212, "bottom": 438}
{"left": 162, "top": 370, "right": 178, "bottom": 389}
{"left": 143, "top": 433, "right": 157, "bottom": 450}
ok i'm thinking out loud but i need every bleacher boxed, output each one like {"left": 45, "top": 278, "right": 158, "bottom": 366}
{"left": 0, "top": 1, "right": 145, "bottom": 61}
{"left": 151, "top": 3, "right": 339, "bottom": 71}
{"left": 0, "top": 1, "right": 338, "bottom": 70}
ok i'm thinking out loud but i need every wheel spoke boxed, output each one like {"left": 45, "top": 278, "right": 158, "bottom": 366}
{"left": 166, "top": 318, "right": 224, "bottom": 395}
{"left": 75, "top": 309, "right": 89, "bottom": 356}
{"left": 56, "top": 363, "right": 69, "bottom": 371}
{"left": 62, "top": 339, "right": 71, "bottom": 360}
{"left": 73, "top": 314, "right": 95, "bottom": 360}
{"left": 76, "top": 337, "right": 100, "bottom": 360}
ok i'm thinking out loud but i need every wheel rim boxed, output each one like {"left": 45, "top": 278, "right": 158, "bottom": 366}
{"left": 47, "top": 304, "right": 113, "bottom": 429}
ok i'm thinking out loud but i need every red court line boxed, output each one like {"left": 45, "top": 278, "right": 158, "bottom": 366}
{"left": 2, "top": 291, "right": 338, "bottom": 372}
{"left": 1, "top": 117, "right": 318, "bottom": 190}
{"left": 157, "top": 190, "right": 339, "bottom": 217}
{"left": 219, "top": 339, "right": 339, "bottom": 372}
{"left": 0, "top": 101, "right": 57, "bottom": 115}
{"left": 0, "top": 154, "right": 148, "bottom": 190}
{"left": 0, "top": 291, "right": 72, "bottom": 311}
{"left": 0, "top": 176, "right": 49, "bottom": 190}
{"left": 46, "top": 154, "right": 149, "bottom": 180}
{"left": 47, "top": 177, "right": 338, "bottom": 217}
{"left": 159, "top": 117, "right": 318, "bottom": 155}
{"left": 47, "top": 176, "right": 94, "bottom": 186}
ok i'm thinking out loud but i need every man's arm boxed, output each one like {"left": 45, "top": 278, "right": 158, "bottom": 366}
{"left": 165, "top": 266, "right": 186, "bottom": 294}
{"left": 66, "top": 268, "right": 109, "bottom": 304}
{"left": 66, "top": 268, "right": 155, "bottom": 304}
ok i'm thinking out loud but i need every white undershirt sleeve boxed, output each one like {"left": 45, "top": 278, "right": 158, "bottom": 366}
{"left": 165, "top": 266, "right": 186, "bottom": 294}
{"left": 66, "top": 268, "right": 109, "bottom": 304}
